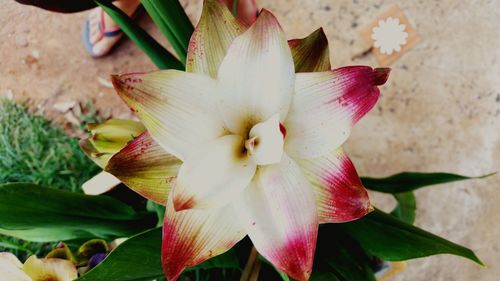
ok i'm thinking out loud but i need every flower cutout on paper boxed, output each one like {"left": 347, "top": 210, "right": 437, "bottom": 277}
{"left": 371, "top": 17, "right": 408, "bottom": 55}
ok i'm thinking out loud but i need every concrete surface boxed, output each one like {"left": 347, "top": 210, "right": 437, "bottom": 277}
{"left": 1, "top": 0, "right": 499, "bottom": 280}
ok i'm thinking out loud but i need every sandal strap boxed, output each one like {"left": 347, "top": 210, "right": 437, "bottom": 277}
{"left": 98, "top": 8, "right": 122, "bottom": 38}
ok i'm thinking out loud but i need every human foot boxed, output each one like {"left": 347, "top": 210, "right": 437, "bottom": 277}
{"left": 83, "top": 0, "right": 141, "bottom": 57}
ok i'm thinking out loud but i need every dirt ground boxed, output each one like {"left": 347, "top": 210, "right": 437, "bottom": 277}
{"left": 1, "top": 0, "right": 499, "bottom": 280}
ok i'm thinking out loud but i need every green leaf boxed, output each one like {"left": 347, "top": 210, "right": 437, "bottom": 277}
{"left": 146, "top": 200, "right": 165, "bottom": 227}
{"left": 390, "top": 192, "right": 416, "bottom": 224}
{"left": 310, "top": 272, "right": 340, "bottom": 281}
{"left": 94, "top": 0, "right": 184, "bottom": 70}
{"left": 324, "top": 244, "right": 376, "bottom": 281}
{"left": 338, "top": 209, "right": 483, "bottom": 265}
{"left": 141, "top": 0, "right": 193, "bottom": 63}
{"left": 361, "top": 172, "right": 493, "bottom": 193}
{"left": 77, "top": 228, "right": 163, "bottom": 281}
{"left": 190, "top": 250, "right": 240, "bottom": 271}
{"left": 257, "top": 255, "right": 292, "bottom": 281}
{"left": 313, "top": 225, "right": 376, "bottom": 281}
{"left": 276, "top": 270, "right": 291, "bottom": 281}
{"left": 0, "top": 236, "right": 33, "bottom": 253}
{"left": 0, "top": 183, "right": 155, "bottom": 242}
{"left": 78, "top": 227, "right": 240, "bottom": 281}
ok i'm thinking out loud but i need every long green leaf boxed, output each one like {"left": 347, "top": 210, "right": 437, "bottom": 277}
{"left": 94, "top": 0, "right": 183, "bottom": 70}
{"left": 312, "top": 225, "right": 376, "bottom": 281}
{"left": 140, "top": 0, "right": 185, "bottom": 60}
{"left": 0, "top": 237, "right": 33, "bottom": 253}
{"left": 361, "top": 172, "right": 493, "bottom": 193}
{"left": 78, "top": 227, "right": 240, "bottom": 281}
{"left": 0, "top": 183, "right": 155, "bottom": 242}
{"left": 390, "top": 192, "right": 416, "bottom": 224}
{"left": 325, "top": 244, "right": 376, "bottom": 281}
{"left": 338, "top": 210, "right": 483, "bottom": 265}
{"left": 140, "top": 0, "right": 193, "bottom": 61}
{"left": 141, "top": 0, "right": 191, "bottom": 63}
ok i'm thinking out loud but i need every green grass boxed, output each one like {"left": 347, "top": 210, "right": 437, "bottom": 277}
{"left": 0, "top": 99, "right": 99, "bottom": 191}
{"left": 0, "top": 99, "right": 101, "bottom": 259}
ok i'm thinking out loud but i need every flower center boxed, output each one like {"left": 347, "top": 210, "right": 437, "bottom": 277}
{"left": 242, "top": 113, "right": 284, "bottom": 166}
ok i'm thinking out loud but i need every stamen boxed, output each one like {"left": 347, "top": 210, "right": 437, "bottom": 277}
{"left": 279, "top": 123, "right": 287, "bottom": 139}
{"left": 245, "top": 136, "right": 258, "bottom": 156}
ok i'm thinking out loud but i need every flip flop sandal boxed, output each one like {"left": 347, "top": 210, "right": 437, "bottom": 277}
{"left": 82, "top": 6, "right": 142, "bottom": 58}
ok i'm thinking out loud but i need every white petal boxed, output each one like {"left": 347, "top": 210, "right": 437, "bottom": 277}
{"left": 22, "top": 256, "right": 78, "bottom": 281}
{"left": 285, "top": 67, "right": 390, "bottom": 159}
{"left": 186, "top": 0, "right": 246, "bottom": 77}
{"left": 296, "top": 148, "right": 372, "bottom": 223}
{"left": 237, "top": 154, "right": 318, "bottom": 281}
{"left": 162, "top": 194, "right": 246, "bottom": 280}
{"left": 173, "top": 135, "right": 256, "bottom": 210}
{"left": 247, "top": 113, "right": 284, "bottom": 165}
{"left": 217, "top": 10, "right": 295, "bottom": 135}
{"left": 111, "top": 70, "right": 226, "bottom": 161}
{"left": 0, "top": 253, "right": 31, "bottom": 281}
{"left": 81, "top": 171, "right": 121, "bottom": 195}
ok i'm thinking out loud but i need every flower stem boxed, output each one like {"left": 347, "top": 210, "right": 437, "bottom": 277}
{"left": 240, "top": 246, "right": 261, "bottom": 281}
{"left": 249, "top": 258, "right": 262, "bottom": 281}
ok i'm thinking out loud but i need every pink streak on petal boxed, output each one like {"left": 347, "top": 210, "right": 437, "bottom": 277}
{"left": 271, "top": 230, "right": 316, "bottom": 281}
{"left": 162, "top": 220, "right": 189, "bottom": 281}
{"left": 325, "top": 66, "right": 390, "bottom": 124}
{"left": 319, "top": 152, "right": 371, "bottom": 223}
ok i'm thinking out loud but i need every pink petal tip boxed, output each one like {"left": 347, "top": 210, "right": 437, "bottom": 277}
{"left": 373, "top": 67, "right": 391, "bottom": 86}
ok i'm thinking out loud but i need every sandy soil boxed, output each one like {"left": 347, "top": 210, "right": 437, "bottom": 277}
{"left": 1, "top": 0, "right": 499, "bottom": 280}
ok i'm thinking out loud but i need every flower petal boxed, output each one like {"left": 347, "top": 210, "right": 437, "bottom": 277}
{"left": 22, "top": 256, "right": 78, "bottom": 281}
{"left": 162, "top": 195, "right": 246, "bottom": 281}
{"left": 81, "top": 171, "right": 121, "bottom": 195}
{"left": 79, "top": 138, "right": 111, "bottom": 169}
{"left": 237, "top": 154, "right": 318, "bottom": 281}
{"left": 217, "top": 9, "right": 295, "bottom": 135}
{"left": 285, "top": 67, "right": 390, "bottom": 159}
{"left": 0, "top": 253, "right": 31, "bottom": 281}
{"left": 80, "top": 119, "right": 146, "bottom": 169}
{"left": 87, "top": 119, "right": 146, "bottom": 154}
{"left": 247, "top": 113, "right": 284, "bottom": 165}
{"left": 111, "top": 70, "right": 226, "bottom": 161}
{"left": 186, "top": 0, "right": 246, "bottom": 78}
{"left": 288, "top": 28, "right": 331, "bottom": 72}
{"left": 296, "top": 148, "right": 372, "bottom": 223}
{"left": 105, "top": 131, "right": 181, "bottom": 205}
{"left": 173, "top": 135, "right": 256, "bottom": 211}
{"left": 220, "top": 0, "right": 259, "bottom": 26}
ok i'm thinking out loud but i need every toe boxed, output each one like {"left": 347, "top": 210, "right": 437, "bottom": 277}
{"left": 89, "top": 20, "right": 101, "bottom": 43}
{"left": 92, "top": 34, "right": 122, "bottom": 57}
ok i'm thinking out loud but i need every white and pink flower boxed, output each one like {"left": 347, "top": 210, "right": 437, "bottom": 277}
{"left": 97, "top": 1, "right": 390, "bottom": 280}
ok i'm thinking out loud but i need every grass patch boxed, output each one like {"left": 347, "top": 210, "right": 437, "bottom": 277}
{"left": 0, "top": 99, "right": 100, "bottom": 259}
{"left": 0, "top": 99, "right": 99, "bottom": 191}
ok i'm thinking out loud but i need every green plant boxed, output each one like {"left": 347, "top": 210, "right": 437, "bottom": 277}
{"left": 0, "top": 99, "right": 100, "bottom": 191}
{"left": 1, "top": 1, "right": 491, "bottom": 280}
{"left": 0, "top": 99, "right": 101, "bottom": 259}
